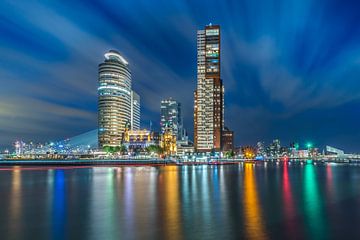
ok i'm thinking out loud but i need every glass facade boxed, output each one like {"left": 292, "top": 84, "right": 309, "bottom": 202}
{"left": 160, "top": 98, "right": 184, "bottom": 140}
{"left": 131, "top": 91, "right": 141, "bottom": 130}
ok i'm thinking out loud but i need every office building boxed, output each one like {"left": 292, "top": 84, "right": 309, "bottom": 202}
{"left": 131, "top": 91, "right": 140, "bottom": 130}
{"left": 160, "top": 98, "right": 184, "bottom": 140}
{"left": 98, "top": 50, "right": 132, "bottom": 148}
{"left": 194, "top": 24, "right": 224, "bottom": 152}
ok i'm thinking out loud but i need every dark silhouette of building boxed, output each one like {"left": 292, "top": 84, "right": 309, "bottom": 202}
{"left": 222, "top": 127, "right": 234, "bottom": 151}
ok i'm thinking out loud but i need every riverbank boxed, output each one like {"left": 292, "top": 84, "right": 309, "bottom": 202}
{"left": 0, "top": 159, "right": 247, "bottom": 166}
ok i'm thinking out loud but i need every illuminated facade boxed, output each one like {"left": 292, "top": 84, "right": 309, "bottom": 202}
{"left": 14, "top": 141, "right": 25, "bottom": 155}
{"left": 98, "top": 50, "right": 132, "bottom": 148}
{"left": 131, "top": 91, "right": 140, "bottom": 130}
{"left": 123, "top": 129, "right": 159, "bottom": 149}
{"left": 160, "top": 129, "right": 177, "bottom": 155}
{"left": 160, "top": 98, "right": 184, "bottom": 140}
{"left": 194, "top": 24, "right": 224, "bottom": 152}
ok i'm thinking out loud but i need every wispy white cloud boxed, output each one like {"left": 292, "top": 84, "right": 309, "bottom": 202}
{"left": 0, "top": 95, "right": 96, "bottom": 145}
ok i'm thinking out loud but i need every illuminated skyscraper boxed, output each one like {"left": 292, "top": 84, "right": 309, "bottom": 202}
{"left": 160, "top": 98, "right": 184, "bottom": 140}
{"left": 194, "top": 24, "right": 224, "bottom": 152}
{"left": 98, "top": 50, "right": 132, "bottom": 148}
{"left": 131, "top": 90, "right": 140, "bottom": 130}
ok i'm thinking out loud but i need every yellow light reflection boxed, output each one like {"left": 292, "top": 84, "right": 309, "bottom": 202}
{"left": 164, "top": 166, "right": 182, "bottom": 240}
{"left": 9, "top": 168, "right": 22, "bottom": 238}
{"left": 11, "top": 168, "right": 21, "bottom": 211}
{"left": 243, "top": 163, "right": 267, "bottom": 240}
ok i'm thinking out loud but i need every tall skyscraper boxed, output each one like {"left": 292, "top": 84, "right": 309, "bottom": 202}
{"left": 160, "top": 98, "right": 184, "bottom": 140}
{"left": 98, "top": 50, "right": 132, "bottom": 148}
{"left": 131, "top": 90, "right": 140, "bottom": 130}
{"left": 194, "top": 24, "right": 224, "bottom": 152}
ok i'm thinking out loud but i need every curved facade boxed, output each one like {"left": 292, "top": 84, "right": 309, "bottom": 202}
{"left": 98, "top": 50, "right": 131, "bottom": 148}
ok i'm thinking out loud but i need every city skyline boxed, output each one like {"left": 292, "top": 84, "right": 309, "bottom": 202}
{"left": 1, "top": 0, "right": 360, "bottom": 151}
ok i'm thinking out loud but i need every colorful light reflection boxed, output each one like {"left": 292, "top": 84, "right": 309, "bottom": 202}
{"left": 243, "top": 163, "right": 267, "bottom": 239}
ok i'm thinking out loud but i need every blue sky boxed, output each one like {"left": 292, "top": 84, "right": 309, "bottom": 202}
{"left": 0, "top": 0, "right": 360, "bottom": 151}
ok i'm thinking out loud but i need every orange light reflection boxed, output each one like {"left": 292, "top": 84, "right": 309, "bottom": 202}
{"left": 243, "top": 163, "right": 267, "bottom": 239}
{"left": 164, "top": 166, "right": 182, "bottom": 240}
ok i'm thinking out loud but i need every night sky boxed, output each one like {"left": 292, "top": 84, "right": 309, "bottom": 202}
{"left": 1, "top": 0, "right": 360, "bottom": 151}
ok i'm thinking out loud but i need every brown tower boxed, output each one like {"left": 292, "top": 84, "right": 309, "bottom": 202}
{"left": 194, "top": 24, "right": 224, "bottom": 152}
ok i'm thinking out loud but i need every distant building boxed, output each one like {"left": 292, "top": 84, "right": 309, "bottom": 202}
{"left": 160, "top": 126, "right": 177, "bottom": 155}
{"left": 176, "top": 143, "right": 195, "bottom": 156}
{"left": 222, "top": 127, "right": 234, "bottom": 151}
{"left": 123, "top": 129, "right": 159, "bottom": 150}
{"left": 298, "top": 150, "right": 309, "bottom": 158}
{"left": 160, "top": 98, "right": 185, "bottom": 140}
{"left": 267, "top": 139, "right": 281, "bottom": 157}
{"left": 326, "top": 146, "right": 344, "bottom": 155}
{"left": 98, "top": 50, "right": 140, "bottom": 148}
{"left": 131, "top": 91, "right": 140, "bottom": 130}
{"left": 194, "top": 24, "right": 224, "bottom": 152}
{"left": 256, "top": 142, "right": 266, "bottom": 156}
{"left": 14, "top": 140, "right": 25, "bottom": 155}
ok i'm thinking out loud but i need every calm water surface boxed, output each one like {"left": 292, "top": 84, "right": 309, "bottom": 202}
{"left": 1, "top": 162, "right": 360, "bottom": 240}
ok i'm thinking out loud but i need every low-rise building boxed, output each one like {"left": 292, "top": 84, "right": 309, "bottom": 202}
{"left": 176, "top": 140, "right": 195, "bottom": 156}
{"left": 123, "top": 129, "right": 159, "bottom": 151}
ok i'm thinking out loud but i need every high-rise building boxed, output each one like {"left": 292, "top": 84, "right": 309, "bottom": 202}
{"left": 98, "top": 50, "right": 132, "bottom": 148}
{"left": 131, "top": 91, "right": 140, "bottom": 130}
{"left": 160, "top": 98, "right": 184, "bottom": 140}
{"left": 194, "top": 24, "right": 224, "bottom": 152}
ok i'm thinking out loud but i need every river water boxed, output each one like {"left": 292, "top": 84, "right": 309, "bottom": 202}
{"left": 0, "top": 162, "right": 360, "bottom": 239}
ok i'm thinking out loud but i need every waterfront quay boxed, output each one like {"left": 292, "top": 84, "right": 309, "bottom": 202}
{"left": 1, "top": 155, "right": 360, "bottom": 167}
{"left": 0, "top": 158, "right": 244, "bottom": 166}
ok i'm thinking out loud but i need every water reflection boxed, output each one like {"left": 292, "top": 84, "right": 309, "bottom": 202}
{"left": 163, "top": 166, "right": 181, "bottom": 240}
{"left": 53, "top": 170, "right": 66, "bottom": 240}
{"left": 89, "top": 168, "right": 117, "bottom": 239}
{"left": 1, "top": 164, "right": 360, "bottom": 239}
{"left": 304, "top": 163, "right": 327, "bottom": 239}
{"left": 283, "top": 164, "right": 295, "bottom": 218}
{"left": 243, "top": 163, "right": 267, "bottom": 239}
{"left": 326, "top": 164, "right": 334, "bottom": 202}
{"left": 123, "top": 168, "right": 134, "bottom": 238}
{"left": 282, "top": 163, "right": 300, "bottom": 238}
{"left": 9, "top": 168, "right": 22, "bottom": 239}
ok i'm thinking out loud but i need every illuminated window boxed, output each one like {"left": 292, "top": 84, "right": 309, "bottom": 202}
{"left": 206, "top": 29, "right": 219, "bottom": 36}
